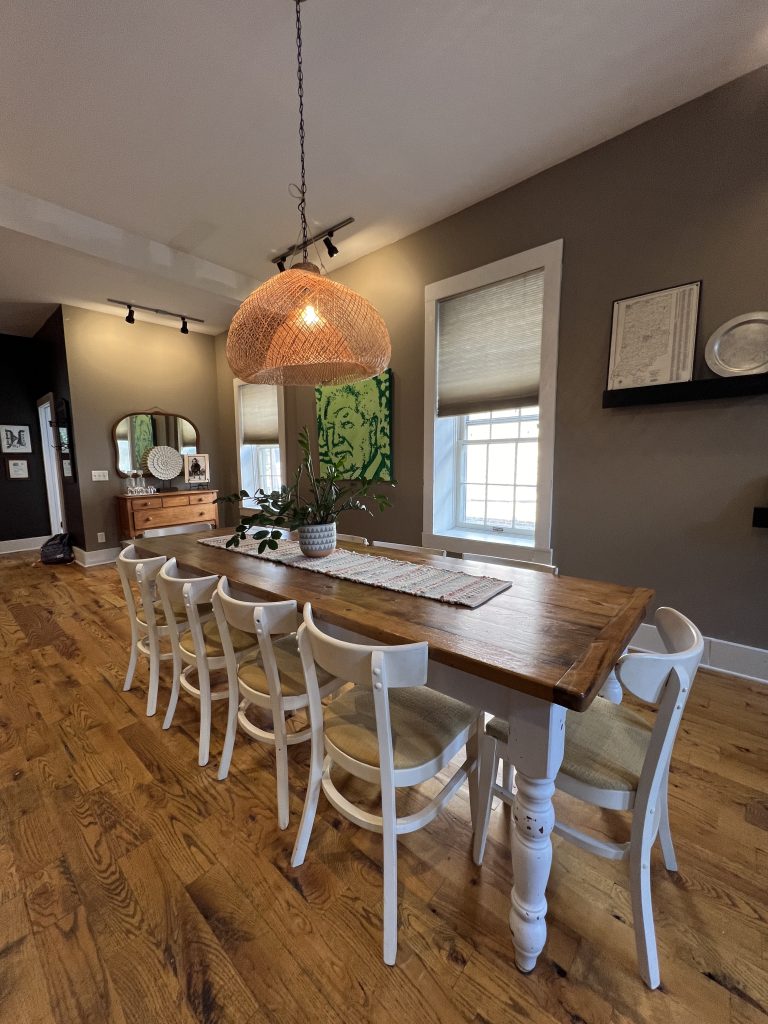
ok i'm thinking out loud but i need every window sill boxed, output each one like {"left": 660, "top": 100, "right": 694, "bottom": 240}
{"left": 423, "top": 527, "right": 552, "bottom": 564}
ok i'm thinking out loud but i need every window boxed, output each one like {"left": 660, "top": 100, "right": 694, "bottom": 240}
{"left": 240, "top": 442, "right": 281, "bottom": 497}
{"left": 234, "top": 382, "right": 284, "bottom": 505}
{"left": 423, "top": 241, "right": 562, "bottom": 560}
{"left": 455, "top": 407, "right": 539, "bottom": 536}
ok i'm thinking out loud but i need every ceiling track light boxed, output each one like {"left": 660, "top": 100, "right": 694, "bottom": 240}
{"left": 270, "top": 216, "right": 354, "bottom": 269}
{"left": 323, "top": 233, "right": 339, "bottom": 258}
{"left": 108, "top": 299, "right": 204, "bottom": 331}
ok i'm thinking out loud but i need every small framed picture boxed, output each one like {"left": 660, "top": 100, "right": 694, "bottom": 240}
{"left": 184, "top": 453, "right": 210, "bottom": 485}
{"left": 1, "top": 424, "right": 33, "bottom": 453}
{"left": 7, "top": 458, "right": 29, "bottom": 479}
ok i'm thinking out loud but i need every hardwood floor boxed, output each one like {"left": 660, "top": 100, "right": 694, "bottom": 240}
{"left": 0, "top": 552, "right": 766, "bottom": 1024}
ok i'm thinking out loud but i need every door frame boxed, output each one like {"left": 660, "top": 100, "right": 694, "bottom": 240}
{"left": 37, "top": 393, "right": 66, "bottom": 533}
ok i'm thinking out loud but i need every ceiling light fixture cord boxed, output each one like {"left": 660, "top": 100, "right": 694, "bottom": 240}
{"left": 295, "top": 0, "right": 308, "bottom": 260}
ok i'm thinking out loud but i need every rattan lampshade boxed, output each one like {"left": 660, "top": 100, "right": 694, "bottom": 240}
{"left": 226, "top": 262, "right": 391, "bottom": 386}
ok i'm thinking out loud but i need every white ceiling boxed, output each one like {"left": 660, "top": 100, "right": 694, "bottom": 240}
{"left": 1, "top": 0, "right": 766, "bottom": 336}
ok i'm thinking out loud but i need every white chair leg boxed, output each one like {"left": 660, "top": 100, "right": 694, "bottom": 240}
{"left": 658, "top": 770, "right": 677, "bottom": 871}
{"left": 466, "top": 721, "right": 480, "bottom": 834}
{"left": 146, "top": 631, "right": 161, "bottom": 717}
{"left": 123, "top": 638, "right": 139, "bottom": 691}
{"left": 502, "top": 759, "right": 515, "bottom": 794}
{"left": 629, "top": 840, "right": 661, "bottom": 989}
{"left": 291, "top": 724, "right": 324, "bottom": 867}
{"left": 473, "top": 735, "right": 499, "bottom": 866}
{"left": 197, "top": 665, "right": 212, "bottom": 767}
{"left": 162, "top": 664, "right": 181, "bottom": 730}
{"left": 217, "top": 679, "right": 240, "bottom": 782}
{"left": 274, "top": 719, "right": 290, "bottom": 831}
{"left": 381, "top": 777, "right": 399, "bottom": 966}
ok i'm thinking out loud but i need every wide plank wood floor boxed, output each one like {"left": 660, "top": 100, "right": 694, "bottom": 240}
{"left": 0, "top": 552, "right": 766, "bottom": 1024}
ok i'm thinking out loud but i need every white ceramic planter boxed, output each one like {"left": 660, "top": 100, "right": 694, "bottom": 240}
{"left": 298, "top": 522, "right": 336, "bottom": 558}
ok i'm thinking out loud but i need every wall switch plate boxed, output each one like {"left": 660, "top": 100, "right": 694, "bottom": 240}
{"left": 97, "top": 532, "right": 106, "bottom": 543}
{"left": 91, "top": 470, "right": 109, "bottom": 481}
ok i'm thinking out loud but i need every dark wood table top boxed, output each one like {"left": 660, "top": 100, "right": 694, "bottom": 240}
{"left": 134, "top": 531, "right": 653, "bottom": 712}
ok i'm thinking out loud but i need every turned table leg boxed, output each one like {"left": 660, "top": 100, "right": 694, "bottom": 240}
{"left": 503, "top": 693, "right": 566, "bottom": 974}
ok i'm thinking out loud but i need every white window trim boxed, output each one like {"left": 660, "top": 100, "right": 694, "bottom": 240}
{"left": 422, "top": 239, "right": 562, "bottom": 562}
{"left": 232, "top": 379, "right": 287, "bottom": 516}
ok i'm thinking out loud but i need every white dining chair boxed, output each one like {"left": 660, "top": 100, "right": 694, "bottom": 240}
{"left": 336, "top": 533, "right": 369, "bottom": 545}
{"left": 116, "top": 545, "right": 173, "bottom": 717}
{"left": 371, "top": 541, "right": 447, "bottom": 557}
{"left": 472, "top": 606, "right": 704, "bottom": 989}
{"left": 157, "top": 559, "right": 258, "bottom": 767}
{"left": 291, "top": 603, "right": 482, "bottom": 965}
{"left": 461, "top": 552, "right": 559, "bottom": 574}
{"left": 211, "top": 578, "right": 343, "bottom": 821}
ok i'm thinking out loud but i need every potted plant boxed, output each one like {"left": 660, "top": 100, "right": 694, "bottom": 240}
{"left": 219, "top": 427, "right": 393, "bottom": 557}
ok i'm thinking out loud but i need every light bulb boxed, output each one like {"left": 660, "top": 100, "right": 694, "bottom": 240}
{"left": 301, "top": 304, "right": 320, "bottom": 326}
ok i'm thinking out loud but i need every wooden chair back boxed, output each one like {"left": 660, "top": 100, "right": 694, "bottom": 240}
{"left": 116, "top": 544, "right": 166, "bottom": 627}
{"left": 336, "top": 533, "right": 369, "bottom": 545}
{"left": 461, "top": 552, "right": 558, "bottom": 574}
{"left": 371, "top": 541, "right": 447, "bottom": 557}
{"left": 212, "top": 577, "right": 298, "bottom": 697}
{"left": 618, "top": 607, "right": 703, "bottom": 810}
{"left": 157, "top": 558, "right": 219, "bottom": 663}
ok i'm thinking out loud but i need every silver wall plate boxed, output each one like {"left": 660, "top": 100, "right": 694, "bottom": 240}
{"left": 705, "top": 312, "right": 768, "bottom": 377}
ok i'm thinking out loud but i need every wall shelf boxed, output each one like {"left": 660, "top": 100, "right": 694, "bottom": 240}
{"left": 602, "top": 372, "right": 768, "bottom": 408}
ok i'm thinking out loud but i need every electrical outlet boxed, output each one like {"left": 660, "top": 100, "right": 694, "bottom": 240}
{"left": 91, "top": 470, "right": 109, "bottom": 481}
{"left": 97, "top": 532, "right": 106, "bottom": 544}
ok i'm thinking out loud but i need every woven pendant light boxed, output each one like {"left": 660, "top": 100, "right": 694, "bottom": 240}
{"left": 228, "top": 261, "right": 390, "bottom": 385}
{"left": 227, "top": 2, "right": 391, "bottom": 387}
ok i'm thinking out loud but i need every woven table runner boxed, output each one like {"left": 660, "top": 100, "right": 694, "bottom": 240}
{"left": 197, "top": 536, "right": 511, "bottom": 609}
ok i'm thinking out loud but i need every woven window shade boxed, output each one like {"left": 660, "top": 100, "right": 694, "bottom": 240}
{"left": 227, "top": 264, "right": 391, "bottom": 386}
{"left": 437, "top": 268, "right": 545, "bottom": 417}
{"left": 240, "top": 384, "right": 279, "bottom": 444}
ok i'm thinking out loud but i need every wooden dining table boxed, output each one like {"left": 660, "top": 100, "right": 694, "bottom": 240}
{"left": 135, "top": 529, "right": 653, "bottom": 975}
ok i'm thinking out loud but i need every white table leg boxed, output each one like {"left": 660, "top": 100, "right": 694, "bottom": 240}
{"left": 503, "top": 692, "right": 566, "bottom": 973}
{"left": 347, "top": 652, "right": 569, "bottom": 975}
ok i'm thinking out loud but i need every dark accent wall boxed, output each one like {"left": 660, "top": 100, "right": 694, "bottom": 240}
{"left": 283, "top": 67, "right": 768, "bottom": 647}
{"left": 0, "top": 334, "right": 52, "bottom": 541}
{"left": 34, "top": 307, "right": 85, "bottom": 547}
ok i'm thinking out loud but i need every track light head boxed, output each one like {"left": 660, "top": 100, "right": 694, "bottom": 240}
{"left": 180, "top": 318, "right": 189, "bottom": 335}
{"left": 323, "top": 234, "right": 339, "bottom": 258}
{"left": 277, "top": 259, "right": 287, "bottom": 272}
{"left": 125, "top": 306, "right": 135, "bottom": 324}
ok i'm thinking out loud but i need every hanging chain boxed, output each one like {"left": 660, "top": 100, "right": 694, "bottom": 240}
{"left": 295, "top": 0, "right": 308, "bottom": 260}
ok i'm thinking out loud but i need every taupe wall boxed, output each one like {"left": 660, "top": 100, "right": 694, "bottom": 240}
{"left": 283, "top": 67, "right": 768, "bottom": 647}
{"left": 63, "top": 306, "right": 223, "bottom": 550}
{"left": 214, "top": 331, "right": 240, "bottom": 528}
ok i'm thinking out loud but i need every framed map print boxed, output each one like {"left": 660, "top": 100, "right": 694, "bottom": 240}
{"left": 607, "top": 281, "right": 700, "bottom": 390}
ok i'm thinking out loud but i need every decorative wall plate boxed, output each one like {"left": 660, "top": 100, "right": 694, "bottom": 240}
{"left": 705, "top": 312, "right": 768, "bottom": 377}
{"left": 145, "top": 445, "right": 184, "bottom": 480}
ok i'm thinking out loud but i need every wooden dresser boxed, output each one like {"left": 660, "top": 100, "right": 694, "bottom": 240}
{"left": 116, "top": 489, "right": 219, "bottom": 539}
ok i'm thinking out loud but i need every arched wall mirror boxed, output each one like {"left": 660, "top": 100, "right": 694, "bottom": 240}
{"left": 112, "top": 411, "right": 200, "bottom": 477}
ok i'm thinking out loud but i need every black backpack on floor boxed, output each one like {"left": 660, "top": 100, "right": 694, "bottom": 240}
{"left": 41, "top": 533, "right": 75, "bottom": 565}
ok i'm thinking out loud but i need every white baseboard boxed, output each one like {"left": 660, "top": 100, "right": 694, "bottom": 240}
{"left": 73, "top": 545, "right": 121, "bottom": 567}
{"left": 0, "top": 535, "right": 50, "bottom": 554}
{"left": 632, "top": 623, "right": 767, "bottom": 685}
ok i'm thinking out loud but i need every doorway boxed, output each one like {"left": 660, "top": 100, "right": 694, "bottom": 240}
{"left": 37, "top": 394, "right": 66, "bottom": 534}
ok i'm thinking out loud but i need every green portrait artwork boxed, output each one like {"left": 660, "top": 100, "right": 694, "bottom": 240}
{"left": 131, "top": 413, "right": 155, "bottom": 470}
{"left": 315, "top": 370, "right": 392, "bottom": 481}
